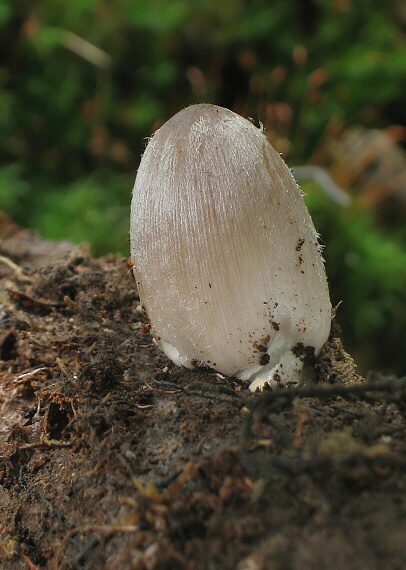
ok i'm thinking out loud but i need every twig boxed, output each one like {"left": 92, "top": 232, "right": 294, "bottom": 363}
{"left": 152, "top": 377, "right": 242, "bottom": 406}
{"left": 17, "top": 437, "right": 72, "bottom": 449}
{"left": 59, "top": 30, "right": 112, "bottom": 68}
{"left": 186, "top": 380, "right": 240, "bottom": 397}
{"left": 51, "top": 524, "right": 139, "bottom": 570}
{"left": 314, "top": 402, "right": 366, "bottom": 419}
{"left": 0, "top": 254, "right": 35, "bottom": 282}
{"left": 292, "top": 165, "right": 351, "bottom": 206}
{"left": 254, "top": 376, "right": 405, "bottom": 407}
{"left": 14, "top": 366, "right": 49, "bottom": 382}
{"left": 243, "top": 376, "right": 406, "bottom": 438}
{"left": 20, "top": 553, "right": 40, "bottom": 570}
{"left": 56, "top": 358, "right": 71, "bottom": 379}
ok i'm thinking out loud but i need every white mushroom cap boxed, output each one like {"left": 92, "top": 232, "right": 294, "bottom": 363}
{"left": 130, "top": 104, "right": 331, "bottom": 390}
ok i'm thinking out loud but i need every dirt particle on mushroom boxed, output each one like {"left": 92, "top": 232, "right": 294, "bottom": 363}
{"left": 296, "top": 238, "right": 305, "bottom": 251}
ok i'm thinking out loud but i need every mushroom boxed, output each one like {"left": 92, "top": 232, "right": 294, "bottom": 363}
{"left": 130, "top": 104, "right": 331, "bottom": 390}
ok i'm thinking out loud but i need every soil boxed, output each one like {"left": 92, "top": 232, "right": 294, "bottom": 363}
{"left": 0, "top": 214, "right": 405, "bottom": 570}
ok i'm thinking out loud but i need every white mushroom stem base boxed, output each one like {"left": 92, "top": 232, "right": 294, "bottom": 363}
{"left": 158, "top": 336, "right": 311, "bottom": 392}
{"left": 247, "top": 349, "right": 305, "bottom": 392}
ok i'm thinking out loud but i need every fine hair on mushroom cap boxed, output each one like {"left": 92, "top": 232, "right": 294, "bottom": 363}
{"left": 130, "top": 104, "right": 331, "bottom": 390}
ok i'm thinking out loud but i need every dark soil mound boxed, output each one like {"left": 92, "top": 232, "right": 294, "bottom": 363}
{"left": 1, "top": 216, "right": 405, "bottom": 569}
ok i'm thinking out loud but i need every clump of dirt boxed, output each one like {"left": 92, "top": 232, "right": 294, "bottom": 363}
{"left": 1, "top": 216, "right": 405, "bottom": 569}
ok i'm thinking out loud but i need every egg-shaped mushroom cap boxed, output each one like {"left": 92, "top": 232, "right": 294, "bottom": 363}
{"left": 130, "top": 104, "right": 331, "bottom": 384}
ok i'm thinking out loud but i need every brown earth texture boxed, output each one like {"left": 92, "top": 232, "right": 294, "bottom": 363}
{"left": 0, "top": 214, "right": 405, "bottom": 570}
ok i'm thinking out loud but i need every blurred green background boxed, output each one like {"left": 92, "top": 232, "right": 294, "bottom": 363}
{"left": 0, "top": 0, "right": 405, "bottom": 375}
